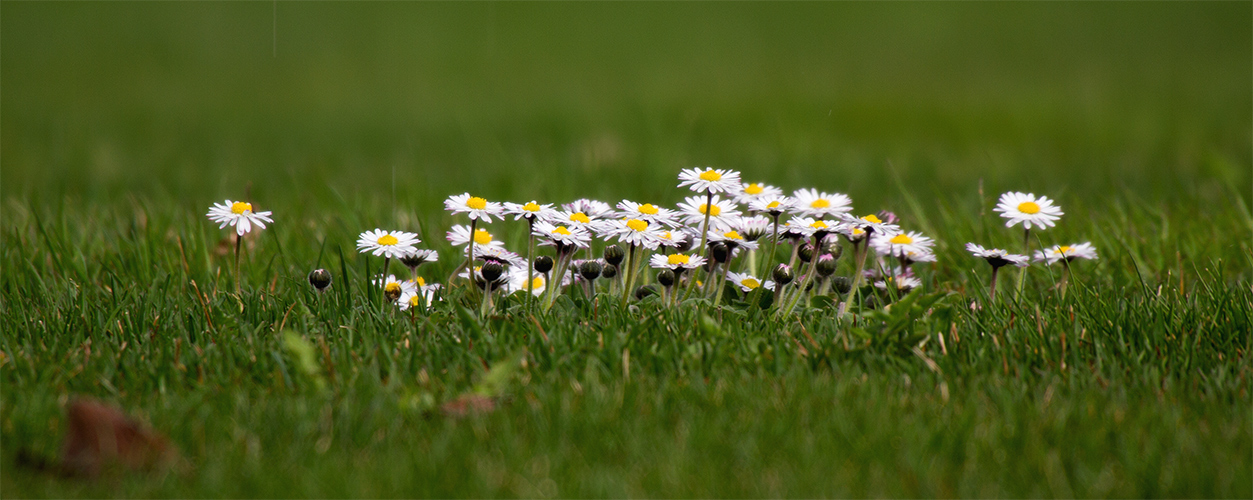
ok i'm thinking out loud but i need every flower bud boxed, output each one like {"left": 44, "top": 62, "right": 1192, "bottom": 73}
{"left": 603, "top": 245, "right": 625, "bottom": 267}
{"left": 635, "top": 285, "right": 658, "bottom": 300}
{"left": 798, "top": 243, "right": 815, "bottom": 263}
{"left": 481, "top": 261, "right": 504, "bottom": 283}
{"left": 308, "top": 269, "right": 332, "bottom": 292}
{"left": 710, "top": 242, "right": 730, "bottom": 263}
{"left": 823, "top": 239, "right": 844, "bottom": 260}
{"left": 772, "top": 264, "right": 794, "bottom": 286}
{"left": 579, "top": 260, "right": 602, "bottom": 282}
{"left": 656, "top": 269, "right": 676, "bottom": 287}
{"left": 600, "top": 264, "right": 618, "bottom": 280}
{"left": 534, "top": 255, "right": 554, "bottom": 274}
{"left": 832, "top": 276, "right": 853, "bottom": 295}
{"left": 815, "top": 254, "right": 837, "bottom": 277}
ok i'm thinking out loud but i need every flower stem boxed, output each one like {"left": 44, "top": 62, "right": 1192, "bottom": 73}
{"left": 838, "top": 239, "right": 867, "bottom": 318}
{"left": 233, "top": 232, "right": 242, "bottom": 294}
{"left": 682, "top": 190, "right": 714, "bottom": 303}
{"left": 619, "top": 244, "right": 637, "bottom": 309}
{"left": 1016, "top": 227, "right": 1030, "bottom": 296}
{"left": 526, "top": 219, "right": 536, "bottom": 310}
{"left": 989, "top": 265, "right": 1001, "bottom": 303}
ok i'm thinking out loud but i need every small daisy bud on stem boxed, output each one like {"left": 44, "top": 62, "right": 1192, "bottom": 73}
{"left": 308, "top": 269, "right": 332, "bottom": 293}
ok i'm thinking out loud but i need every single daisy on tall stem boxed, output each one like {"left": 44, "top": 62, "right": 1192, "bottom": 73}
{"left": 445, "top": 193, "right": 503, "bottom": 284}
{"left": 206, "top": 199, "right": 274, "bottom": 294}
{"left": 994, "top": 191, "right": 1062, "bottom": 295}
{"left": 1034, "top": 242, "right": 1097, "bottom": 299}
{"left": 676, "top": 168, "right": 742, "bottom": 300}
{"left": 357, "top": 229, "right": 420, "bottom": 281}
{"left": 966, "top": 243, "right": 1029, "bottom": 302}
{"left": 503, "top": 200, "right": 557, "bottom": 304}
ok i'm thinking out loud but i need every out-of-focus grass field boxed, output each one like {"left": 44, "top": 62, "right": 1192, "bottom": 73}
{"left": 2, "top": 2, "right": 1251, "bottom": 497}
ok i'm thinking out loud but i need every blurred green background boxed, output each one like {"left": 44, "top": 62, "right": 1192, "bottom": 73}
{"left": 3, "top": 1, "right": 1250, "bottom": 213}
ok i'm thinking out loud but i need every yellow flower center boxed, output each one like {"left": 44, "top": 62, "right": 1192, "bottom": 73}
{"left": 699, "top": 169, "right": 722, "bottom": 182}
{"left": 862, "top": 214, "right": 882, "bottom": 223}
{"left": 699, "top": 204, "right": 721, "bottom": 216}
{"left": 810, "top": 198, "right": 831, "bottom": 209}
{"left": 660, "top": 231, "right": 673, "bottom": 240}
{"left": 852, "top": 228, "right": 865, "bottom": 236}
{"left": 531, "top": 277, "right": 545, "bottom": 289}
{"left": 523, "top": 202, "right": 541, "bottom": 212}
{"left": 231, "top": 201, "right": 252, "bottom": 214}
{"left": 467, "top": 197, "right": 488, "bottom": 210}
{"left": 741, "top": 278, "right": 761, "bottom": 289}
{"left": 553, "top": 226, "right": 571, "bottom": 236}
{"left": 638, "top": 203, "right": 659, "bottom": 215}
{"left": 667, "top": 254, "right": 691, "bottom": 265}
{"left": 1017, "top": 201, "right": 1041, "bottom": 214}
{"left": 627, "top": 219, "right": 649, "bottom": 232}
{"left": 1057, "top": 245, "right": 1072, "bottom": 254}
{"left": 723, "top": 230, "right": 743, "bottom": 240}
{"left": 414, "top": 276, "right": 426, "bottom": 287}
{"left": 570, "top": 212, "right": 591, "bottom": 224}
{"left": 377, "top": 234, "right": 399, "bottom": 246}
{"left": 408, "top": 295, "right": 422, "bottom": 307}
{"left": 890, "top": 234, "right": 913, "bottom": 245}
{"left": 767, "top": 201, "right": 781, "bottom": 209}
{"left": 384, "top": 282, "right": 401, "bottom": 293}
{"left": 810, "top": 221, "right": 827, "bottom": 229}
{"left": 745, "top": 183, "right": 764, "bottom": 195}
{"left": 473, "top": 229, "right": 492, "bottom": 245}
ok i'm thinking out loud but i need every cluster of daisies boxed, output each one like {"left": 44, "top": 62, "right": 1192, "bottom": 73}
{"left": 205, "top": 167, "right": 1098, "bottom": 315}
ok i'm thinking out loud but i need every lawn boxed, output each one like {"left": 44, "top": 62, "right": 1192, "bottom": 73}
{"left": 2, "top": 2, "right": 1251, "bottom": 497}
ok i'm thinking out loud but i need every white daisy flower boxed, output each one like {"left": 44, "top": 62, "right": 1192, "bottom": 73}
{"left": 726, "top": 271, "right": 773, "bottom": 293}
{"left": 445, "top": 193, "right": 504, "bottom": 222}
{"left": 550, "top": 209, "right": 598, "bottom": 228}
{"left": 900, "top": 249, "right": 937, "bottom": 265}
{"left": 676, "top": 195, "right": 741, "bottom": 226}
{"left": 445, "top": 224, "right": 505, "bottom": 250}
{"left": 595, "top": 218, "right": 664, "bottom": 250}
{"left": 655, "top": 228, "right": 693, "bottom": 249}
{"left": 735, "top": 182, "right": 784, "bottom": 205}
{"left": 397, "top": 278, "right": 441, "bottom": 310}
{"left": 356, "top": 229, "right": 420, "bottom": 259}
{"left": 374, "top": 274, "right": 418, "bottom": 300}
{"left": 649, "top": 252, "right": 707, "bottom": 271}
{"left": 399, "top": 248, "right": 439, "bottom": 268}
{"left": 616, "top": 200, "right": 680, "bottom": 228}
{"left": 1034, "top": 242, "right": 1098, "bottom": 265}
{"left": 502, "top": 201, "right": 558, "bottom": 222}
{"left": 784, "top": 217, "right": 839, "bottom": 239}
{"left": 206, "top": 199, "right": 274, "bottom": 236}
{"left": 875, "top": 275, "right": 922, "bottom": 292}
{"left": 993, "top": 192, "right": 1063, "bottom": 230}
{"left": 791, "top": 189, "right": 853, "bottom": 218}
{"left": 870, "top": 231, "right": 935, "bottom": 258}
{"left": 734, "top": 215, "right": 774, "bottom": 242}
{"left": 707, "top": 227, "right": 759, "bottom": 251}
{"left": 747, "top": 196, "right": 793, "bottom": 218}
{"left": 533, "top": 220, "right": 592, "bottom": 250}
{"left": 505, "top": 267, "right": 548, "bottom": 297}
{"left": 561, "top": 199, "right": 614, "bottom": 221}
{"left": 475, "top": 246, "right": 526, "bottom": 268}
{"left": 677, "top": 167, "right": 742, "bottom": 194}
{"left": 966, "top": 243, "right": 1029, "bottom": 268}
{"left": 840, "top": 213, "right": 900, "bottom": 237}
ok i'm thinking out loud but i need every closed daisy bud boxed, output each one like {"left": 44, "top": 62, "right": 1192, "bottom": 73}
{"left": 831, "top": 276, "right": 852, "bottom": 295}
{"left": 481, "top": 262, "right": 505, "bottom": 284}
{"left": 635, "top": 285, "right": 658, "bottom": 300}
{"left": 534, "top": 256, "right": 554, "bottom": 274}
{"left": 798, "top": 243, "right": 815, "bottom": 263}
{"left": 657, "top": 269, "right": 676, "bottom": 287}
{"left": 308, "top": 269, "right": 332, "bottom": 292}
{"left": 603, "top": 245, "right": 625, "bottom": 267}
{"left": 710, "top": 242, "right": 730, "bottom": 263}
{"left": 772, "top": 264, "right": 794, "bottom": 286}
{"left": 600, "top": 264, "right": 618, "bottom": 280}
{"left": 815, "top": 254, "right": 837, "bottom": 277}
{"left": 579, "top": 260, "right": 603, "bottom": 282}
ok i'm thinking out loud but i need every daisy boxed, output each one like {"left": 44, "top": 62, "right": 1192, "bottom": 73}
{"left": 726, "top": 271, "right": 773, "bottom": 293}
{"left": 616, "top": 200, "right": 680, "bottom": 228}
{"left": 791, "top": 189, "right": 852, "bottom": 218}
{"left": 476, "top": 246, "right": 526, "bottom": 268}
{"left": 446, "top": 225, "right": 505, "bottom": 250}
{"left": 502, "top": 201, "right": 558, "bottom": 222}
{"left": 374, "top": 274, "right": 417, "bottom": 302}
{"left": 676, "top": 195, "right": 741, "bottom": 226}
{"left": 399, "top": 249, "right": 439, "bottom": 278}
{"left": 533, "top": 221, "right": 592, "bottom": 251}
{"left": 1034, "top": 242, "right": 1098, "bottom": 265}
{"left": 735, "top": 215, "right": 774, "bottom": 243}
{"left": 550, "top": 209, "right": 598, "bottom": 229}
{"left": 784, "top": 217, "right": 838, "bottom": 239}
{"left": 506, "top": 266, "right": 548, "bottom": 297}
{"left": 736, "top": 182, "right": 784, "bottom": 205}
{"left": 596, "top": 218, "right": 664, "bottom": 250}
{"left": 445, "top": 193, "right": 504, "bottom": 222}
{"left": 398, "top": 278, "right": 441, "bottom": 311}
{"left": 357, "top": 229, "right": 421, "bottom": 260}
{"left": 967, "top": 243, "right": 1029, "bottom": 302}
{"left": 994, "top": 192, "right": 1063, "bottom": 230}
{"left": 748, "top": 196, "right": 793, "bottom": 218}
{"left": 870, "top": 231, "right": 935, "bottom": 258}
{"left": 840, "top": 213, "right": 900, "bottom": 237}
{"left": 875, "top": 275, "right": 922, "bottom": 294}
{"left": 967, "top": 243, "right": 1029, "bottom": 269}
{"left": 649, "top": 252, "right": 707, "bottom": 272}
{"left": 561, "top": 199, "right": 614, "bottom": 221}
{"left": 677, "top": 167, "right": 742, "bottom": 194}
{"left": 206, "top": 199, "right": 274, "bottom": 236}
{"left": 655, "top": 228, "right": 693, "bottom": 250}
{"left": 707, "top": 228, "right": 759, "bottom": 251}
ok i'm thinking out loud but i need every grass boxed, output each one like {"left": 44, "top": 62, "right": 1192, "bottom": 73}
{"left": 2, "top": 2, "right": 1251, "bottom": 497}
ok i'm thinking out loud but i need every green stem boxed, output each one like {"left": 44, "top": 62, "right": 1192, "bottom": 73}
{"left": 233, "top": 232, "right": 242, "bottom": 294}
{"left": 620, "top": 244, "right": 637, "bottom": 309}
{"left": 838, "top": 239, "right": 868, "bottom": 318}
